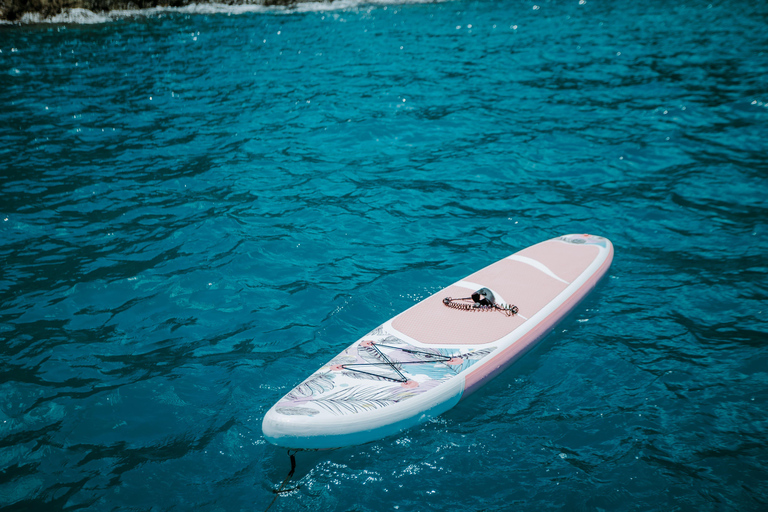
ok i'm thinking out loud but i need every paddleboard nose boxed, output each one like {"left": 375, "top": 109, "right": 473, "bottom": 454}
{"left": 262, "top": 405, "right": 318, "bottom": 449}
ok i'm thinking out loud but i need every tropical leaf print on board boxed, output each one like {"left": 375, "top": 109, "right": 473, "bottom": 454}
{"left": 285, "top": 371, "right": 334, "bottom": 400}
{"left": 309, "top": 385, "right": 417, "bottom": 415}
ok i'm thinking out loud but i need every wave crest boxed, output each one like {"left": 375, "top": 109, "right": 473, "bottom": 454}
{"left": 11, "top": 0, "right": 445, "bottom": 24}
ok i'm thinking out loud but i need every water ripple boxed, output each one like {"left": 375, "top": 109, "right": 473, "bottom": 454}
{"left": 1, "top": 1, "right": 767, "bottom": 510}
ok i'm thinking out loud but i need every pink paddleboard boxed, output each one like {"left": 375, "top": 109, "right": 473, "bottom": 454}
{"left": 263, "top": 234, "right": 614, "bottom": 450}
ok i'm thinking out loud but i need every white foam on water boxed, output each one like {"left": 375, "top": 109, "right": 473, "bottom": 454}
{"left": 12, "top": 0, "right": 447, "bottom": 24}
{"left": 19, "top": 7, "right": 111, "bottom": 24}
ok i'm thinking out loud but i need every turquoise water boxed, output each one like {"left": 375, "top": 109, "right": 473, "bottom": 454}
{"left": 1, "top": 0, "right": 767, "bottom": 510}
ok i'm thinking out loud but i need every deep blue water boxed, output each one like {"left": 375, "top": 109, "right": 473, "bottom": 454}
{"left": 1, "top": 0, "right": 767, "bottom": 510}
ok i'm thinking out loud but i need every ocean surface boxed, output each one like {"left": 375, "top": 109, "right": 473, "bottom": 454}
{"left": 1, "top": 0, "right": 767, "bottom": 510}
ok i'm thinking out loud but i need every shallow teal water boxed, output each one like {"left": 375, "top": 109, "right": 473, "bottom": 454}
{"left": 1, "top": 1, "right": 767, "bottom": 510}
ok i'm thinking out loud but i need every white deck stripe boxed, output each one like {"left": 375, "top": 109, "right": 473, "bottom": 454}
{"left": 506, "top": 255, "right": 570, "bottom": 284}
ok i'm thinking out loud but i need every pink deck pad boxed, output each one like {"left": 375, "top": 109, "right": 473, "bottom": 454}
{"left": 391, "top": 239, "right": 600, "bottom": 346}
{"left": 464, "top": 258, "right": 568, "bottom": 318}
{"left": 519, "top": 240, "right": 599, "bottom": 283}
{"left": 391, "top": 284, "right": 527, "bottom": 345}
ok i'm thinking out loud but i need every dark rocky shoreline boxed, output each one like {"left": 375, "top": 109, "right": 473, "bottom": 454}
{"left": 0, "top": 0, "right": 310, "bottom": 21}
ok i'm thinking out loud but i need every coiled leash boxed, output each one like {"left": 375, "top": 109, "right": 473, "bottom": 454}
{"left": 265, "top": 450, "right": 299, "bottom": 512}
{"left": 443, "top": 287, "right": 519, "bottom": 317}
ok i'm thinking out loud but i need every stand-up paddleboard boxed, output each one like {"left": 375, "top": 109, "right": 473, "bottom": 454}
{"left": 263, "top": 234, "right": 613, "bottom": 450}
